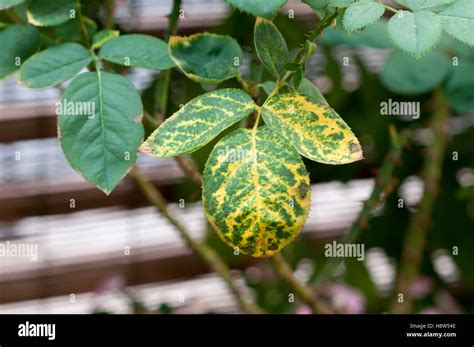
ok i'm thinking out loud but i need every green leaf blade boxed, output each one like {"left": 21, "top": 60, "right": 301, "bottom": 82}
{"left": 262, "top": 92, "right": 363, "bottom": 164}
{"left": 98, "top": 34, "right": 174, "bottom": 70}
{"left": 407, "top": 0, "right": 454, "bottom": 11}
{"left": 439, "top": 0, "right": 474, "bottom": 46}
{"left": 380, "top": 50, "right": 451, "bottom": 95}
{"left": 0, "top": 24, "right": 40, "bottom": 80}
{"left": 92, "top": 29, "right": 119, "bottom": 50}
{"left": 254, "top": 17, "right": 290, "bottom": 78}
{"left": 224, "top": 0, "right": 287, "bottom": 19}
{"left": 140, "top": 88, "right": 257, "bottom": 157}
{"left": 343, "top": 0, "right": 385, "bottom": 32}
{"left": 388, "top": 10, "right": 442, "bottom": 56}
{"left": 58, "top": 71, "right": 144, "bottom": 194}
{"left": 0, "top": 0, "right": 24, "bottom": 10}
{"left": 27, "top": 0, "right": 76, "bottom": 27}
{"left": 18, "top": 43, "right": 92, "bottom": 88}
{"left": 169, "top": 33, "right": 243, "bottom": 84}
{"left": 203, "top": 126, "right": 311, "bottom": 257}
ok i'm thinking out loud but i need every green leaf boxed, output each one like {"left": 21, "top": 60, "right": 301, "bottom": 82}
{"left": 18, "top": 43, "right": 92, "bottom": 88}
{"left": 254, "top": 17, "right": 290, "bottom": 78}
{"left": 380, "top": 50, "right": 451, "bottom": 95}
{"left": 439, "top": 0, "right": 474, "bottom": 46}
{"left": 98, "top": 34, "right": 174, "bottom": 70}
{"left": 446, "top": 62, "right": 474, "bottom": 113}
{"left": 343, "top": 0, "right": 385, "bottom": 32}
{"left": 202, "top": 126, "right": 311, "bottom": 257}
{"left": 298, "top": 78, "right": 329, "bottom": 106}
{"left": 58, "top": 71, "right": 144, "bottom": 194}
{"left": 92, "top": 30, "right": 119, "bottom": 50}
{"left": 223, "top": 0, "right": 287, "bottom": 19}
{"left": 304, "top": 0, "right": 354, "bottom": 9}
{"left": 388, "top": 10, "right": 442, "bottom": 56}
{"left": 140, "top": 89, "right": 257, "bottom": 157}
{"left": 0, "top": 0, "right": 23, "bottom": 10}
{"left": 169, "top": 33, "right": 243, "bottom": 84}
{"left": 262, "top": 92, "right": 363, "bottom": 164}
{"left": 407, "top": 0, "right": 454, "bottom": 11}
{"left": 27, "top": 0, "right": 75, "bottom": 27}
{"left": 0, "top": 24, "right": 39, "bottom": 79}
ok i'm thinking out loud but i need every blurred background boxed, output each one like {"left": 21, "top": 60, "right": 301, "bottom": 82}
{"left": 0, "top": 0, "right": 473, "bottom": 314}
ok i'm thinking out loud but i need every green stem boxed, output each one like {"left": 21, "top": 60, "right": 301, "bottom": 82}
{"left": 269, "top": 254, "right": 333, "bottom": 314}
{"left": 267, "top": 9, "right": 343, "bottom": 101}
{"left": 315, "top": 126, "right": 410, "bottom": 284}
{"left": 392, "top": 89, "right": 449, "bottom": 313}
{"left": 76, "top": 0, "right": 90, "bottom": 48}
{"left": 130, "top": 169, "right": 264, "bottom": 314}
{"left": 156, "top": 0, "right": 182, "bottom": 123}
{"left": 104, "top": 0, "right": 116, "bottom": 30}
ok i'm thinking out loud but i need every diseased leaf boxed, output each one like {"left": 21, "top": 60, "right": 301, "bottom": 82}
{"left": 446, "top": 62, "right": 474, "bottom": 113}
{"left": 140, "top": 89, "right": 257, "bottom": 157}
{"left": 203, "top": 126, "right": 311, "bottom": 257}
{"left": 0, "top": 24, "right": 39, "bottom": 79}
{"left": 407, "top": 0, "right": 454, "bottom": 11}
{"left": 92, "top": 29, "right": 119, "bottom": 50}
{"left": 99, "top": 34, "right": 174, "bottom": 70}
{"left": 343, "top": 0, "right": 385, "bottom": 32}
{"left": 439, "top": 0, "right": 474, "bottom": 46}
{"left": 58, "top": 71, "right": 144, "bottom": 194}
{"left": 262, "top": 92, "right": 363, "bottom": 164}
{"left": 254, "top": 17, "right": 290, "bottom": 78}
{"left": 380, "top": 50, "right": 451, "bottom": 95}
{"left": 0, "top": 0, "right": 23, "bottom": 10}
{"left": 169, "top": 33, "right": 243, "bottom": 84}
{"left": 27, "top": 0, "right": 76, "bottom": 27}
{"left": 18, "top": 43, "right": 92, "bottom": 88}
{"left": 224, "top": 0, "right": 287, "bottom": 19}
{"left": 388, "top": 10, "right": 442, "bottom": 56}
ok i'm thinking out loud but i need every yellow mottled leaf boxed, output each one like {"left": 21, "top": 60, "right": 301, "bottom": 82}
{"left": 203, "top": 126, "right": 311, "bottom": 257}
{"left": 262, "top": 92, "right": 363, "bottom": 164}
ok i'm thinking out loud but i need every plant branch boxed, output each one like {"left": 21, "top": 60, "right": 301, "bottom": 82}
{"left": 175, "top": 155, "right": 203, "bottom": 186}
{"left": 269, "top": 254, "right": 333, "bottom": 314}
{"left": 392, "top": 89, "right": 449, "bottom": 313}
{"left": 129, "top": 169, "right": 263, "bottom": 314}
{"left": 267, "top": 9, "right": 343, "bottom": 100}
{"left": 315, "top": 126, "right": 410, "bottom": 284}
